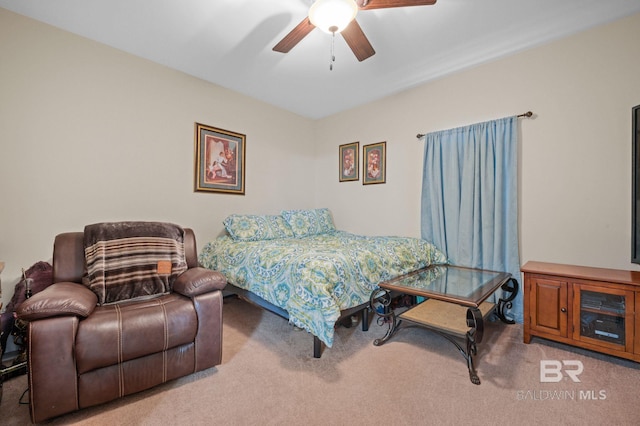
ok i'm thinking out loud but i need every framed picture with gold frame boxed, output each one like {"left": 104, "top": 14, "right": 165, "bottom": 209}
{"left": 363, "top": 141, "right": 386, "bottom": 185}
{"left": 339, "top": 142, "right": 359, "bottom": 182}
{"left": 194, "top": 122, "right": 245, "bottom": 194}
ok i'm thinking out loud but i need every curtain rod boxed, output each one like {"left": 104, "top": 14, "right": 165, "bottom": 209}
{"left": 416, "top": 111, "right": 534, "bottom": 139}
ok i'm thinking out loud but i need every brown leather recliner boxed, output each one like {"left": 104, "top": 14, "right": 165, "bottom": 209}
{"left": 16, "top": 226, "right": 226, "bottom": 423}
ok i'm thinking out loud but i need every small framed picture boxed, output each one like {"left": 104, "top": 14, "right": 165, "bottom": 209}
{"left": 339, "top": 142, "right": 359, "bottom": 182}
{"left": 363, "top": 142, "right": 386, "bottom": 185}
{"left": 194, "top": 122, "right": 246, "bottom": 195}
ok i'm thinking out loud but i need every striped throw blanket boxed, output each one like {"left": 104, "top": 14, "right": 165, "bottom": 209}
{"left": 83, "top": 222, "right": 187, "bottom": 305}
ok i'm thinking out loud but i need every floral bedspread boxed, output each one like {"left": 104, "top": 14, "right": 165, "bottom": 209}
{"left": 198, "top": 231, "right": 446, "bottom": 347}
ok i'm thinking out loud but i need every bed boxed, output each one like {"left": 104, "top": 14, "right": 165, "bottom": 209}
{"left": 198, "top": 208, "right": 447, "bottom": 357}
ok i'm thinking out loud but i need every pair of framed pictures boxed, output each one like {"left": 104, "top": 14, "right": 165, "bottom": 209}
{"left": 339, "top": 141, "right": 386, "bottom": 185}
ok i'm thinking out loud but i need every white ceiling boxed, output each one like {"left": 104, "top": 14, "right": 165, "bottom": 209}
{"left": 2, "top": 0, "right": 640, "bottom": 119}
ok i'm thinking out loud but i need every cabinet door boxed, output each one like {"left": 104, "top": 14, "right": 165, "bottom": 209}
{"left": 529, "top": 277, "right": 568, "bottom": 338}
{"left": 572, "top": 283, "right": 634, "bottom": 353}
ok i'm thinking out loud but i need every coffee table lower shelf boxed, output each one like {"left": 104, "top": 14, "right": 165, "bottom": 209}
{"left": 374, "top": 298, "right": 495, "bottom": 385}
{"left": 401, "top": 299, "right": 495, "bottom": 337}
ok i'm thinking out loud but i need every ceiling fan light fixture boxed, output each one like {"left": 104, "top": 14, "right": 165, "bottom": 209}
{"left": 308, "top": 0, "right": 358, "bottom": 34}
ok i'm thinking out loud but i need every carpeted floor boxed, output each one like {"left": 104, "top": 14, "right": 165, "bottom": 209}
{"left": 2, "top": 296, "right": 638, "bottom": 425}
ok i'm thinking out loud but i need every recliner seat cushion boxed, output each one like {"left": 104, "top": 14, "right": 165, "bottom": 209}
{"left": 78, "top": 344, "right": 197, "bottom": 409}
{"left": 75, "top": 293, "right": 197, "bottom": 374}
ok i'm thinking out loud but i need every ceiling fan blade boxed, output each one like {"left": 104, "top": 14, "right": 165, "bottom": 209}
{"left": 341, "top": 19, "right": 375, "bottom": 62}
{"left": 273, "top": 17, "right": 316, "bottom": 53}
{"left": 356, "top": 0, "right": 437, "bottom": 10}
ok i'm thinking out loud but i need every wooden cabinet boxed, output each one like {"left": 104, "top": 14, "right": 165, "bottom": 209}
{"left": 522, "top": 261, "right": 640, "bottom": 362}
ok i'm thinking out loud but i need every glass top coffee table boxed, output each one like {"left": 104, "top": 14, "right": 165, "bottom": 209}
{"left": 370, "top": 264, "right": 519, "bottom": 385}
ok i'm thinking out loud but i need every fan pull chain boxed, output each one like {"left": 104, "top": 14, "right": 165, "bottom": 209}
{"left": 330, "top": 27, "right": 337, "bottom": 71}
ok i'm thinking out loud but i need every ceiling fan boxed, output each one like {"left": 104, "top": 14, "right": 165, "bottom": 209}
{"left": 273, "top": 0, "right": 437, "bottom": 63}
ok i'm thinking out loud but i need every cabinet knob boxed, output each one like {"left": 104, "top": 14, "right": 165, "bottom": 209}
{"left": 561, "top": 307, "right": 567, "bottom": 313}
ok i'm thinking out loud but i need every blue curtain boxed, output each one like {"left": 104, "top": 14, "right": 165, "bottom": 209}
{"left": 420, "top": 116, "right": 522, "bottom": 323}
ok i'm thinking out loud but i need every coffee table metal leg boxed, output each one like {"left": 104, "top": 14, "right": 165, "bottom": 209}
{"left": 465, "top": 307, "right": 484, "bottom": 385}
{"left": 423, "top": 309, "right": 485, "bottom": 385}
{"left": 370, "top": 289, "right": 401, "bottom": 346}
{"left": 495, "top": 278, "right": 519, "bottom": 324}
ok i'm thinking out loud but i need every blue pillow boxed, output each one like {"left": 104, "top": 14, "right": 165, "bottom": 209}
{"left": 223, "top": 214, "right": 294, "bottom": 241}
{"left": 281, "top": 208, "right": 336, "bottom": 238}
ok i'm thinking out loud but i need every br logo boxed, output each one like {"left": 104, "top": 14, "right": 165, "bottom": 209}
{"left": 540, "top": 360, "right": 584, "bottom": 383}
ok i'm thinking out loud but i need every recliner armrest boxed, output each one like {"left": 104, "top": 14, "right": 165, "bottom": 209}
{"left": 16, "top": 282, "right": 98, "bottom": 321}
{"left": 173, "top": 267, "right": 226, "bottom": 298}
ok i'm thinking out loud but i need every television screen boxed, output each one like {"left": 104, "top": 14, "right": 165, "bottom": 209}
{"left": 632, "top": 104, "right": 640, "bottom": 264}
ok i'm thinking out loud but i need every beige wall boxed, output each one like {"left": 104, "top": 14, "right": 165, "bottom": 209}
{"left": 2, "top": 8, "right": 640, "bottom": 304}
{"left": 0, "top": 9, "right": 316, "bottom": 296}
{"left": 315, "top": 12, "right": 640, "bottom": 273}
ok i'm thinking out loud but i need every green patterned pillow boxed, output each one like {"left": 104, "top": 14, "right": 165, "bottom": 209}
{"left": 223, "top": 214, "right": 294, "bottom": 241}
{"left": 281, "top": 208, "right": 336, "bottom": 238}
